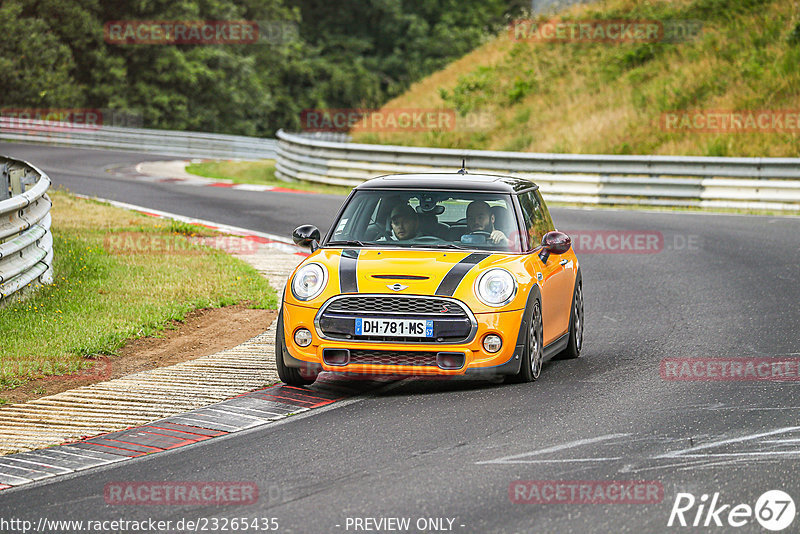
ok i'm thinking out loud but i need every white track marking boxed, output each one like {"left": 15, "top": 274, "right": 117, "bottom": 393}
{"left": 476, "top": 433, "right": 629, "bottom": 465}
{"left": 490, "top": 457, "right": 623, "bottom": 464}
{"left": 656, "top": 425, "right": 800, "bottom": 459}
{"left": 620, "top": 458, "right": 728, "bottom": 474}
{"left": 679, "top": 451, "right": 800, "bottom": 458}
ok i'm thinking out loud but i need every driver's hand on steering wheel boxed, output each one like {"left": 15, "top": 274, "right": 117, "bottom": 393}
{"left": 489, "top": 230, "right": 508, "bottom": 245}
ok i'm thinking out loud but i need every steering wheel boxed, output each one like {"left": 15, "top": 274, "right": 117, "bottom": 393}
{"left": 468, "top": 231, "right": 492, "bottom": 237}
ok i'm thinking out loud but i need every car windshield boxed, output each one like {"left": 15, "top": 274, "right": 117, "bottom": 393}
{"left": 326, "top": 190, "right": 523, "bottom": 252}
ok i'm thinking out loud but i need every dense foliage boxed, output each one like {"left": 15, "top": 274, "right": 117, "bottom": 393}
{"left": 0, "top": 0, "right": 525, "bottom": 136}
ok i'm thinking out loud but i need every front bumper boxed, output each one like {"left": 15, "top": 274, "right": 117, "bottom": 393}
{"left": 282, "top": 301, "right": 525, "bottom": 376}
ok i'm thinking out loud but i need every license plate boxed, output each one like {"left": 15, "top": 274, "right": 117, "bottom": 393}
{"left": 355, "top": 318, "right": 434, "bottom": 338}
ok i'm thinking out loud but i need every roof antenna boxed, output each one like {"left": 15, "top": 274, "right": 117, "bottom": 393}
{"left": 457, "top": 157, "right": 468, "bottom": 175}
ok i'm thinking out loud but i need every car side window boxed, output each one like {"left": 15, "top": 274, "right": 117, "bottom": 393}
{"left": 534, "top": 190, "right": 555, "bottom": 232}
{"left": 333, "top": 195, "right": 378, "bottom": 240}
{"left": 519, "top": 191, "right": 553, "bottom": 251}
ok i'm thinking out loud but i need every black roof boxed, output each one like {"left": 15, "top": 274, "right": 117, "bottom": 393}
{"left": 355, "top": 173, "right": 538, "bottom": 193}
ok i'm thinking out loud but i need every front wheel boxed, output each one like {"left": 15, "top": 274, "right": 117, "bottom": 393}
{"left": 275, "top": 310, "right": 317, "bottom": 387}
{"left": 508, "top": 300, "right": 543, "bottom": 383}
{"left": 556, "top": 282, "right": 583, "bottom": 360}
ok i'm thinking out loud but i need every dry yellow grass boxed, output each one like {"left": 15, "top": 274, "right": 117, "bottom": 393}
{"left": 51, "top": 191, "right": 162, "bottom": 232}
{"left": 354, "top": 0, "right": 800, "bottom": 157}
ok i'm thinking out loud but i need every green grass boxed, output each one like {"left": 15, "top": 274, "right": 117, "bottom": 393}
{"left": 186, "top": 160, "right": 352, "bottom": 196}
{"left": 0, "top": 190, "right": 278, "bottom": 394}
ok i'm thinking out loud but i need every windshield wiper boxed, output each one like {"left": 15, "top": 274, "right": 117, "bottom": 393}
{"left": 327, "top": 240, "right": 377, "bottom": 247}
{"left": 412, "top": 243, "right": 469, "bottom": 250}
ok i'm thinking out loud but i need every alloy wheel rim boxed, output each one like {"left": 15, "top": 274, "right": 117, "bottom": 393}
{"left": 530, "top": 304, "right": 543, "bottom": 378}
{"left": 574, "top": 285, "right": 584, "bottom": 351}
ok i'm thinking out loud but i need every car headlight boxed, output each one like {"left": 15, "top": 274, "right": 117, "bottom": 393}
{"left": 474, "top": 268, "right": 517, "bottom": 307}
{"left": 291, "top": 263, "right": 327, "bottom": 301}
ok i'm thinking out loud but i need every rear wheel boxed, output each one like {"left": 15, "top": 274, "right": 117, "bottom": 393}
{"left": 275, "top": 310, "right": 317, "bottom": 387}
{"left": 508, "top": 300, "right": 543, "bottom": 383}
{"left": 556, "top": 282, "right": 583, "bottom": 360}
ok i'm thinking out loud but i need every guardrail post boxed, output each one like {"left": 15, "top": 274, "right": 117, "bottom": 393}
{"left": 0, "top": 163, "right": 9, "bottom": 201}
{"left": 20, "top": 170, "right": 37, "bottom": 191}
{"left": 9, "top": 168, "right": 23, "bottom": 196}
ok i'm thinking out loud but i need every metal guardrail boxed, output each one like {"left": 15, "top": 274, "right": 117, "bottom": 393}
{"left": 0, "top": 157, "right": 53, "bottom": 303}
{"left": 0, "top": 117, "right": 276, "bottom": 160}
{"left": 275, "top": 130, "right": 800, "bottom": 211}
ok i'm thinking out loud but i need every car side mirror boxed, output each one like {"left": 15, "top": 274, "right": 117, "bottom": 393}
{"left": 539, "top": 231, "right": 571, "bottom": 263}
{"left": 293, "top": 225, "right": 321, "bottom": 252}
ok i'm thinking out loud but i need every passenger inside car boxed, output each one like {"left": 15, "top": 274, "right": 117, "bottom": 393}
{"left": 380, "top": 203, "right": 420, "bottom": 241}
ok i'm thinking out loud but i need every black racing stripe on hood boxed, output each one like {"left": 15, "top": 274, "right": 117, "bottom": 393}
{"left": 435, "top": 252, "right": 491, "bottom": 296}
{"left": 339, "top": 249, "right": 360, "bottom": 293}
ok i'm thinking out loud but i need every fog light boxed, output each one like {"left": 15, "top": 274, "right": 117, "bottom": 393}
{"left": 323, "top": 348, "right": 350, "bottom": 366}
{"left": 294, "top": 328, "right": 312, "bottom": 347}
{"left": 437, "top": 352, "right": 465, "bottom": 370}
{"left": 483, "top": 334, "right": 502, "bottom": 353}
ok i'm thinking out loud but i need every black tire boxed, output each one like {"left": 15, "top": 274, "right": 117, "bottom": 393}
{"left": 275, "top": 309, "right": 317, "bottom": 387}
{"left": 507, "top": 300, "right": 543, "bottom": 383}
{"left": 555, "top": 279, "right": 584, "bottom": 360}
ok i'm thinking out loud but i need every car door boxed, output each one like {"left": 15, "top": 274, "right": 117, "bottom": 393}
{"left": 519, "top": 190, "right": 573, "bottom": 345}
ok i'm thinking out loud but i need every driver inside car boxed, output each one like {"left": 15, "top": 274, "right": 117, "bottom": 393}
{"left": 466, "top": 200, "right": 508, "bottom": 245}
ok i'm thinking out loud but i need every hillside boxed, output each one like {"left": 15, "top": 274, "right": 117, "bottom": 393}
{"left": 352, "top": 0, "right": 800, "bottom": 157}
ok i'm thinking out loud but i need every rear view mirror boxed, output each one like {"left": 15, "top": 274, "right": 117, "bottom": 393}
{"left": 292, "top": 224, "right": 321, "bottom": 251}
{"left": 539, "top": 231, "right": 571, "bottom": 263}
{"left": 461, "top": 233, "right": 487, "bottom": 245}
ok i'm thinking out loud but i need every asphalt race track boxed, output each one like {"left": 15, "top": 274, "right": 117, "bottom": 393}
{"left": 0, "top": 143, "right": 341, "bottom": 238}
{"left": 1, "top": 142, "right": 799, "bottom": 533}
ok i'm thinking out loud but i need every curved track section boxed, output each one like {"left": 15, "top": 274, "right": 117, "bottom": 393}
{"left": 0, "top": 143, "right": 341, "bottom": 237}
{"left": 1, "top": 142, "right": 799, "bottom": 533}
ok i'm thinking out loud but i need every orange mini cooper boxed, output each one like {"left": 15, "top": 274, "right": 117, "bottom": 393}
{"left": 276, "top": 172, "right": 583, "bottom": 386}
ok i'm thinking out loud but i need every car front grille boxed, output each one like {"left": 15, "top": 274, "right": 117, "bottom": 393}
{"left": 316, "top": 295, "right": 474, "bottom": 344}
{"left": 326, "top": 296, "right": 467, "bottom": 316}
